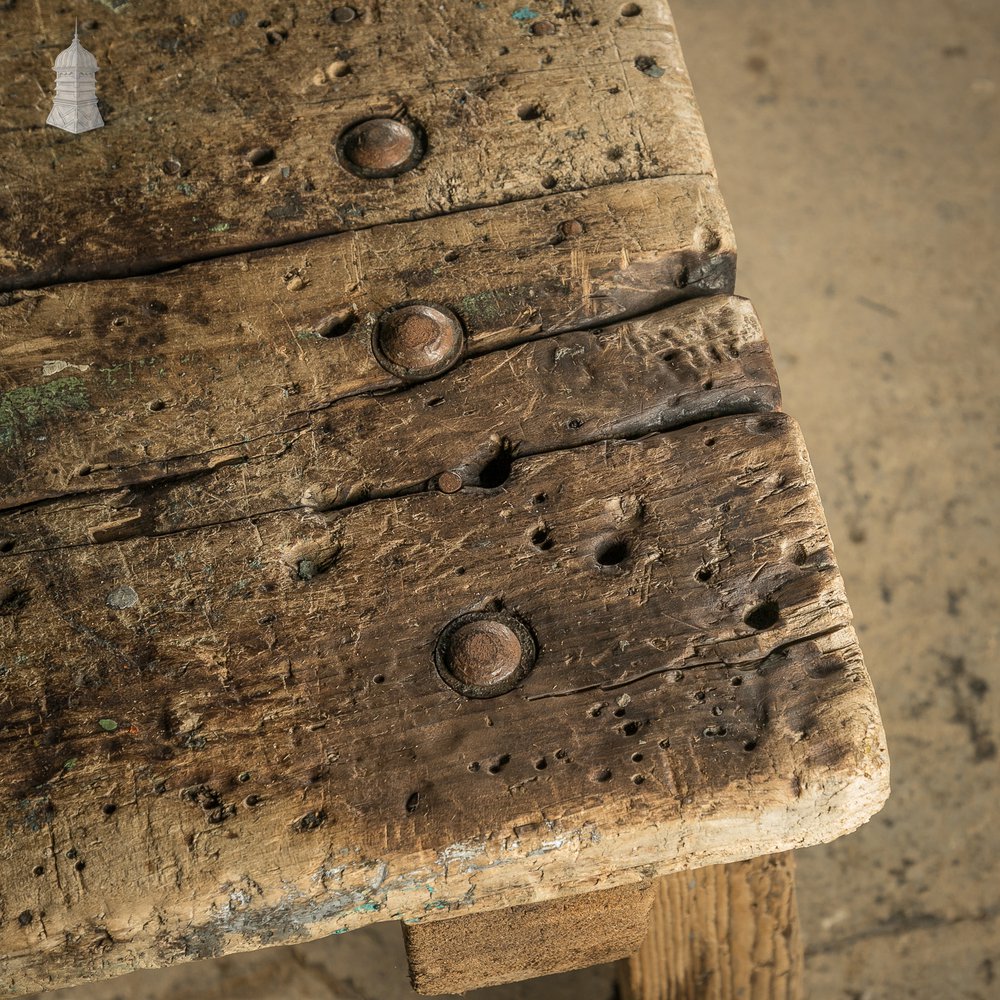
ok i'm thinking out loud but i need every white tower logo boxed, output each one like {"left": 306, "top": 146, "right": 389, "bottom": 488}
{"left": 47, "top": 22, "right": 104, "bottom": 134}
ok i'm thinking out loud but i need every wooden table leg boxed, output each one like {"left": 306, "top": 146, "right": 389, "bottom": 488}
{"left": 403, "top": 882, "right": 655, "bottom": 995}
{"left": 618, "top": 854, "right": 804, "bottom": 1000}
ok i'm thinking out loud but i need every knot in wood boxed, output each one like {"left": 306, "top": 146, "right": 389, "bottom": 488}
{"left": 336, "top": 117, "right": 426, "bottom": 178}
{"left": 435, "top": 611, "right": 537, "bottom": 698}
{"left": 373, "top": 302, "right": 465, "bottom": 381}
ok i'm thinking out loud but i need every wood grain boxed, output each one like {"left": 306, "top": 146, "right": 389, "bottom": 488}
{"left": 0, "top": 409, "right": 888, "bottom": 995}
{"left": 0, "top": 295, "right": 775, "bottom": 550}
{"left": 619, "top": 854, "right": 803, "bottom": 1000}
{"left": 404, "top": 882, "right": 655, "bottom": 994}
{"left": 0, "top": 174, "right": 734, "bottom": 501}
{"left": 0, "top": 0, "right": 714, "bottom": 288}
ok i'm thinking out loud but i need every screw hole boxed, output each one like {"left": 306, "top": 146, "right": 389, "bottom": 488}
{"left": 595, "top": 536, "right": 630, "bottom": 567}
{"left": 658, "top": 738, "right": 670, "bottom": 750}
{"left": 468, "top": 761, "right": 480, "bottom": 772}
{"left": 405, "top": 792, "right": 420, "bottom": 813}
{"left": 373, "top": 673, "right": 385, "bottom": 684}
{"left": 147, "top": 399, "right": 165, "bottom": 412}
{"left": 517, "top": 102, "right": 542, "bottom": 121}
{"left": 621, "top": 2, "right": 642, "bottom": 14}
{"left": 534, "top": 757, "right": 548, "bottom": 770}
{"left": 731, "top": 676, "right": 743, "bottom": 686}
{"left": 744, "top": 600, "right": 780, "bottom": 631}
{"left": 744, "top": 740, "right": 758, "bottom": 751}
{"left": 237, "top": 771, "right": 251, "bottom": 783}
{"left": 592, "top": 768, "right": 612, "bottom": 783}
{"left": 478, "top": 448, "right": 513, "bottom": 488}
{"left": 102, "top": 803, "right": 117, "bottom": 816}
{"left": 696, "top": 566, "right": 714, "bottom": 582}
{"left": 32, "top": 865, "right": 44, "bottom": 877}
{"left": 631, "top": 773, "right": 645, "bottom": 785}
{"left": 621, "top": 720, "right": 640, "bottom": 736}
{"left": 631, "top": 752, "right": 643, "bottom": 763}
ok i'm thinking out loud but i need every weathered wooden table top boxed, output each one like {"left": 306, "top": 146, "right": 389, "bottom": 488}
{"left": 0, "top": 2, "right": 888, "bottom": 995}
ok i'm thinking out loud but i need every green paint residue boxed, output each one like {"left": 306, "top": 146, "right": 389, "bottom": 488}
{"left": 208, "top": 222, "right": 231, "bottom": 232}
{"left": 98, "top": 719, "right": 119, "bottom": 732}
{"left": 63, "top": 758, "right": 78, "bottom": 771}
{"left": 0, "top": 377, "right": 89, "bottom": 449}
{"left": 458, "top": 287, "right": 526, "bottom": 324}
{"left": 512, "top": 6, "right": 538, "bottom": 20}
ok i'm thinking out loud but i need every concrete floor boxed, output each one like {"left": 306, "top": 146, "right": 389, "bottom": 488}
{"left": 27, "top": 1, "right": 999, "bottom": 998}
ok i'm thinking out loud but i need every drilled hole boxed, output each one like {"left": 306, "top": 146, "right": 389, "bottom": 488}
{"left": 74, "top": 860, "right": 86, "bottom": 872}
{"left": 621, "top": 721, "right": 640, "bottom": 736}
{"left": 659, "top": 738, "right": 670, "bottom": 750}
{"left": 468, "top": 761, "right": 480, "bottom": 772}
{"left": 405, "top": 791, "right": 420, "bottom": 813}
{"left": 147, "top": 399, "right": 165, "bottom": 412}
{"left": 237, "top": 771, "right": 251, "bottom": 783}
{"left": 631, "top": 774, "right": 645, "bottom": 785}
{"left": 534, "top": 757, "right": 548, "bottom": 770}
{"left": 595, "top": 536, "right": 629, "bottom": 566}
{"left": 532, "top": 492, "right": 548, "bottom": 505}
{"left": 705, "top": 437, "right": 716, "bottom": 447}
{"left": 731, "top": 676, "right": 743, "bottom": 686}
{"left": 696, "top": 566, "right": 713, "bottom": 582}
{"left": 744, "top": 600, "right": 780, "bottom": 631}
{"left": 373, "top": 673, "right": 385, "bottom": 684}
{"left": 631, "top": 752, "right": 643, "bottom": 763}
{"left": 517, "top": 102, "right": 542, "bottom": 121}
{"left": 744, "top": 740, "right": 758, "bottom": 751}
{"left": 621, "top": 2, "right": 642, "bottom": 14}
{"left": 32, "top": 865, "right": 44, "bottom": 877}
{"left": 0, "top": 540, "right": 13, "bottom": 554}
{"left": 592, "top": 768, "right": 612, "bottom": 783}
{"left": 102, "top": 804, "right": 117, "bottom": 816}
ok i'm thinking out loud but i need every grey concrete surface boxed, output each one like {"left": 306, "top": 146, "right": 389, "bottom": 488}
{"left": 24, "top": 1, "right": 999, "bottom": 998}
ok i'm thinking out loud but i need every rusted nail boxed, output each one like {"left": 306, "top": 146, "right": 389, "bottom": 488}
{"left": 435, "top": 610, "right": 537, "bottom": 698}
{"left": 329, "top": 5, "right": 357, "bottom": 22}
{"left": 437, "top": 471, "right": 463, "bottom": 494}
{"left": 530, "top": 20, "right": 557, "bottom": 35}
{"left": 335, "top": 117, "right": 426, "bottom": 179}
{"left": 372, "top": 302, "right": 464, "bottom": 381}
{"left": 560, "top": 219, "right": 584, "bottom": 237}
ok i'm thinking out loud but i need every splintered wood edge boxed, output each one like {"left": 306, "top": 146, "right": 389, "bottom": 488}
{"left": 0, "top": 413, "right": 889, "bottom": 997}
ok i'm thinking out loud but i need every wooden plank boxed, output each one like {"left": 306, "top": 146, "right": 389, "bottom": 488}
{"left": 618, "top": 854, "right": 803, "bottom": 1000}
{"left": 0, "top": 174, "right": 734, "bottom": 501}
{"left": 0, "top": 0, "right": 715, "bottom": 288}
{"left": 0, "top": 294, "right": 776, "bottom": 550}
{"left": 0, "top": 409, "right": 888, "bottom": 995}
{"left": 404, "top": 882, "right": 655, "bottom": 994}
